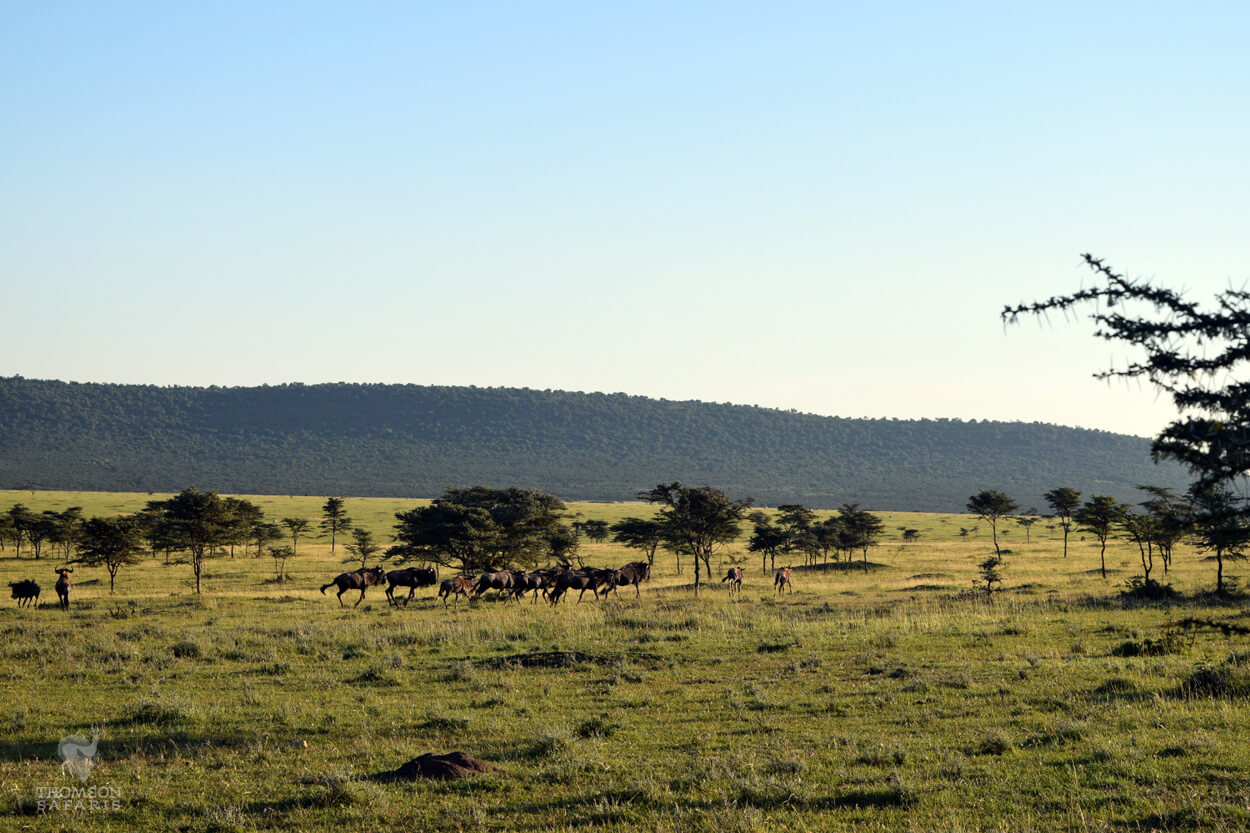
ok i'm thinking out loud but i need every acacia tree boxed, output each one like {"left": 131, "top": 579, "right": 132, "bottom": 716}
{"left": 1043, "top": 487, "right": 1082, "bottom": 558}
{"left": 578, "top": 520, "right": 610, "bottom": 543}
{"left": 746, "top": 513, "right": 788, "bottom": 572}
{"left": 343, "top": 528, "right": 381, "bottom": 570}
{"left": 838, "top": 504, "right": 885, "bottom": 569}
{"left": 1015, "top": 518, "right": 1035, "bottom": 543}
{"left": 148, "top": 488, "right": 232, "bottom": 594}
{"left": 1185, "top": 483, "right": 1248, "bottom": 594}
{"left": 388, "top": 487, "right": 568, "bottom": 573}
{"left": 269, "top": 545, "right": 295, "bottom": 582}
{"left": 1074, "top": 495, "right": 1127, "bottom": 580}
{"left": 281, "top": 517, "right": 310, "bottom": 557}
{"left": 1137, "top": 485, "right": 1187, "bottom": 574}
{"left": 611, "top": 517, "right": 665, "bottom": 567}
{"left": 7, "top": 504, "right": 33, "bottom": 556}
{"left": 75, "top": 516, "right": 144, "bottom": 592}
{"left": 639, "top": 483, "right": 751, "bottom": 596}
{"left": 320, "top": 497, "right": 353, "bottom": 554}
{"left": 1120, "top": 511, "right": 1161, "bottom": 586}
{"left": 966, "top": 491, "right": 1018, "bottom": 557}
{"left": 1007, "top": 254, "right": 1250, "bottom": 592}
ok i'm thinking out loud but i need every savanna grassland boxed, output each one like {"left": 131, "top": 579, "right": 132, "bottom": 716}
{"left": 1, "top": 490, "right": 1249, "bottom": 832}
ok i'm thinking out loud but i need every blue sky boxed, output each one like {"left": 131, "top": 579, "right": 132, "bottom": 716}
{"left": 3, "top": 2, "right": 1247, "bottom": 437}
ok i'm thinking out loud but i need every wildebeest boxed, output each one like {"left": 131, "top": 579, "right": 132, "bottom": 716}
{"left": 722, "top": 566, "right": 744, "bottom": 597}
{"left": 320, "top": 566, "right": 386, "bottom": 607}
{"left": 597, "top": 561, "right": 651, "bottom": 599}
{"left": 774, "top": 566, "right": 792, "bottom": 594}
{"left": 9, "top": 579, "right": 39, "bottom": 607}
{"left": 55, "top": 567, "right": 73, "bottom": 610}
{"left": 438, "top": 575, "right": 475, "bottom": 605}
{"left": 548, "top": 566, "right": 613, "bottom": 605}
{"left": 511, "top": 569, "right": 557, "bottom": 604}
{"left": 472, "top": 570, "right": 517, "bottom": 601}
{"left": 385, "top": 566, "right": 438, "bottom": 606}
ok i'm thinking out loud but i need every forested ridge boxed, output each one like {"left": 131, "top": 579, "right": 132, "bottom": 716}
{"left": 0, "top": 377, "right": 1188, "bottom": 511}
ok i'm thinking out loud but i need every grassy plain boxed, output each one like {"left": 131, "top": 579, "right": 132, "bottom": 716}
{"left": 1, "top": 489, "right": 1249, "bottom": 832}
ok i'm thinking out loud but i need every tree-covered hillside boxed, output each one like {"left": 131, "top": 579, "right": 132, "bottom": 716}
{"left": 0, "top": 377, "right": 1189, "bottom": 511}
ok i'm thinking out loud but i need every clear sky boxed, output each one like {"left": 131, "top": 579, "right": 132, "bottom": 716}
{"left": 3, "top": 2, "right": 1247, "bottom": 438}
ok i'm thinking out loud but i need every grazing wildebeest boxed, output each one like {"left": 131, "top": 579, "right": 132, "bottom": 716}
{"left": 722, "top": 566, "right": 744, "bottom": 597}
{"left": 472, "top": 570, "right": 517, "bottom": 601}
{"left": 385, "top": 566, "right": 439, "bottom": 606}
{"left": 9, "top": 580, "right": 39, "bottom": 608}
{"left": 774, "top": 566, "right": 792, "bottom": 594}
{"left": 598, "top": 561, "right": 651, "bottom": 599}
{"left": 320, "top": 566, "right": 386, "bottom": 607}
{"left": 55, "top": 568, "right": 73, "bottom": 610}
{"left": 438, "top": 575, "right": 475, "bottom": 605}
{"left": 548, "top": 566, "right": 613, "bottom": 605}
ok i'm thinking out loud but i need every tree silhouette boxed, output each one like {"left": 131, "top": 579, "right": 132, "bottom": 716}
{"left": 281, "top": 517, "right": 310, "bottom": 558}
{"left": 1074, "top": 495, "right": 1127, "bottom": 580}
{"left": 611, "top": 517, "right": 664, "bottom": 567}
{"left": 639, "top": 483, "right": 751, "bottom": 595}
{"left": 147, "top": 488, "right": 232, "bottom": 594}
{"left": 320, "top": 497, "right": 353, "bottom": 554}
{"left": 343, "top": 528, "right": 381, "bottom": 570}
{"left": 747, "top": 514, "right": 788, "bottom": 572}
{"left": 75, "top": 516, "right": 144, "bottom": 592}
{"left": 966, "top": 491, "right": 1018, "bottom": 557}
{"left": 1043, "top": 487, "right": 1081, "bottom": 558}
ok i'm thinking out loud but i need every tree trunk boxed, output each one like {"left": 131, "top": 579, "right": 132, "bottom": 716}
{"left": 1099, "top": 541, "right": 1107, "bottom": 579}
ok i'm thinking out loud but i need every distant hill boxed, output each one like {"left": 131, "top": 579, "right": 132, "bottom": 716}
{"left": 0, "top": 377, "right": 1190, "bottom": 512}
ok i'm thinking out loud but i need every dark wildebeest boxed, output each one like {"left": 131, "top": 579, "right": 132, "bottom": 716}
{"left": 774, "top": 566, "right": 792, "bottom": 594}
{"left": 320, "top": 566, "right": 386, "bottom": 607}
{"left": 438, "top": 575, "right": 475, "bottom": 605}
{"left": 511, "top": 569, "right": 556, "bottom": 604}
{"left": 473, "top": 570, "right": 516, "bottom": 601}
{"left": 55, "top": 568, "right": 73, "bottom": 610}
{"left": 385, "top": 566, "right": 439, "bottom": 606}
{"left": 722, "top": 566, "right": 744, "bottom": 597}
{"left": 598, "top": 561, "right": 651, "bottom": 599}
{"left": 548, "top": 566, "right": 613, "bottom": 605}
{"left": 9, "top": 580, "right": 39, "bottom": 608}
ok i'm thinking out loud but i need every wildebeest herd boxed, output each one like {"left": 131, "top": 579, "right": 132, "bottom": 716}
{"left": 8, "top": 567, "right": 73, "bottom": 609}
{"left": 9, "top": 561, "right": 794, "bottom": 609}
{"left": 318, "top": 561, "right": 654, "bottom": 608}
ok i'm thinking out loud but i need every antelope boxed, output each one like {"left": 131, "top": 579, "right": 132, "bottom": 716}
{"left": 55, "top": 568, "right": 73, "bottom": 610}
{"left": 774, "top": 566, "right": 792, "bottom": 594}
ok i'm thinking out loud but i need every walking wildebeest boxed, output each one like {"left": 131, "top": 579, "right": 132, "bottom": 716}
{"left": 320, "top": 566, "right": 386, "bottom": 607}
{"left": 597, "top": 561, "right": 651, "bottom": 599}
{"left": 9, "top": 579, "right": 39, "bottom": 608}
{"left": 722, "top": 566, "right": 744, "bottom": 597}
{"left": 385, "top": 566, "right": 438, "bottom": 606}
{"left": 472, "top": 570, "right": 517, "bottom": 601}
{"left": 55, "top": 568, "right": 73, "bottom": 610}
{"left": 438, "top": 575, "right": 475, "bottom": 605}
{"left": 548, "top": 566, "right": 613, "bottom": 605}
{"left": 774, "top": 566, "right": 792, "bottom": 594}
{"left": 511, "top": 569, "right": 557, "bottom": 604}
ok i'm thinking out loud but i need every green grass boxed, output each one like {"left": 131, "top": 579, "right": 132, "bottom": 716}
{"left": 1, "top": 490, "right": 1248, "bottom": 831}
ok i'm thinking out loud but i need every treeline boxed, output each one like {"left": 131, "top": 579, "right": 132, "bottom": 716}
{"left": 0, "top": 377, "right": 1190, "bottom": 511}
